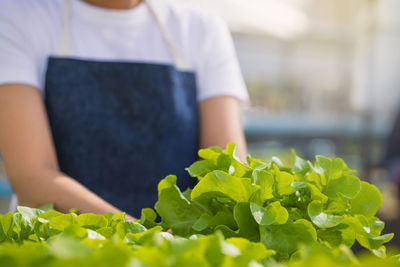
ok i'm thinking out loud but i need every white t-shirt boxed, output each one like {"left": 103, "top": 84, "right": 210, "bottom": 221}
{"left": 0, "top": 0, "right": 248, "bottom": 102}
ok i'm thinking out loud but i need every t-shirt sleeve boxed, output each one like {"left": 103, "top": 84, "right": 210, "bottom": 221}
{"left": 195, "top": 15, "right": 249, "bottom": 103}
{"left": 0, "top": 1, "right": 41, "bottom": 89}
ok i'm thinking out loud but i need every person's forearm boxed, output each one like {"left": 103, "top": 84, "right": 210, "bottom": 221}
{"left": 199, "top": 97, "right": 248, "bottom": 162}
{"left": 9, "top": 168, "right": 131, "bottom": 217}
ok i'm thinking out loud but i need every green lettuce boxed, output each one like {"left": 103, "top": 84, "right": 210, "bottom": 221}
{"left": 0, "top": 143, "right": 397, "bottom": 266}
{"left": 155, "top": 143, "right": 394, "bottom": 259}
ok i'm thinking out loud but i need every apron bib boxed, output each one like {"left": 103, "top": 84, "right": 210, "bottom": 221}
{"left": 44, "top": 0, "right": 198, "bottom": 217}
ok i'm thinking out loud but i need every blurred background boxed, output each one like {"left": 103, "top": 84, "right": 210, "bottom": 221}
{"left": 1, "top": 0, "right": 400, "bottom": 244}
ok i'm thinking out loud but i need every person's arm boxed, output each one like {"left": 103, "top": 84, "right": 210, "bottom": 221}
{"left": 0, "top": 84, "right": 134, "bottom": 219}
{"left": 199, "top": 96, "right": 247, "bottom": 161}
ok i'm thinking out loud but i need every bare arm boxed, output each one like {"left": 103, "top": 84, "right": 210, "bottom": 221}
{"left": 199, "top": 96, "right": 247, "bottom": 161}
{"left": 0, "top": 84, "right": 133, "bottom": 218}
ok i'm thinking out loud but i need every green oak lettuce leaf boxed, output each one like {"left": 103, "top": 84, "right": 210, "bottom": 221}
{"left": 251, "top": 170, "right": 274, "bottom": 201}
{"left": 47, "top": 234, "right": 93, "bottom": 259}
{"left": 76, "top": 214, "right": 108, "bottom": 230}
{"left": 225, "top": 142, "right": 252, "bottom": 178}
{"left": 192, "top": 211, "right": 237, "bottom": 233}
{"left": 0, "top": 212, "right": 14, "bottom": 242}
{"left": 191, "top": 213, "right": 213, "bottom": 232}
{"left": 272, "top": 164, "right": 296, "bottom": 196}
{"left": 309, "top": 156, "right": 361, "bottom": 201}
{"left": 350, "top": 181, "right": 382, "bottom": 217}
{"left": 307, "top": 200, "right": 345, "bottom": 228}
{"left": 198, "top": 146, "right": 223, "bottom": 162}
{"left": 317, "top": 223, "right": 356, "bottom": 248}
{"left": 260, "top": 219, "right": 317, "bottom": 260}
{"left": 304, "top": 172, "right": 325, "bottom": 192}
{"left": 246, "top": 155, "right": 269, "bottom": 170}
{"left": 12, "top": 213, "right": 32, "bottom": 241}
{"left": 186, "top": 160, "right": 217, "bottom": 178}
{"left": 306, "top": 183, "right": 329, "bottom": 203}
{"left": 116, "top": 221, "right": 146, "bottom": 239}
{"left": 233, "top": 203, "right": 260, "bottom": 241}
{"left": 48, "top": 214, "right": 77, "bottom": 232}
{"left": 225, "top": 237, "right": 276, "bottom": 266}
{"left": 65, "top": 225, "right": 97, "bottom": 240}
{"left": 340, "top": 215, "right": 394, "bottom": 258}
{"left": 198, "top": 232, "right": 273, "bottom": 267}
{"left": 367, "top": 217, "right": 385, "bottom": 236}
{"left": 250, "top": 201, "right": 288, "bottom": 226}
{"left": 125, "top": 226, "right": 163, "bottom": 246}
{"left": 324, "top": 175, "right": 361, "bottom": 200}
{"left": 289, "top": 243, "right": 358, "bottom": 267}
{"left": 324, "top": 197, "right": 350, "bottom": 214}
{"left": 95, "top": 227, "right": 115, "bottom": 239}
{"left": 216, "top": 202, "right": 260, "bottom": 241}
{"left": 195, "top": 145, "right": 232, "bottom": 174}
{"left": 287, "top": 207, "right": 307, "bottom": 221}
{"left": 138, "top": 208, "right": 158, "bottom": 229}
{"left": 37, "top": 210, "right": 64, "bottom": 223}
{"left": 207, "top": 211, "right": 237, "bottom": 230}
{"left": 16, "top": 206, "right": 45, "bottom": 222}
{"left": 351, "top": 215, "right": 393, "bottom": 258}
{"left": 134, "top": 232, "right": 273, "bottom": 267}
{"left": 291, "top": 150, "right": 311, "bottom": 173}
{"left": 154, "top": 175, "right": 206, "bottom": 236}
{"left": 357, "top": 233, "right": 394, "bottom": 258}
{"left": 313, "top": 156, "right": 348, "bottom": 182}
{"left": 358, "top": 254, "right": 400, "bottom": 267}
{"left": 272, "top": 156, "right": 285, "bottom": 167}
{"left": 12, "top": 206, "right": 45, "bottom": 241}
{"left": 191, "top": 170, "right": 258, "bottom": 203}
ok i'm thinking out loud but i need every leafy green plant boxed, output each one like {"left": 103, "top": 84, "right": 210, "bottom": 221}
{"left": 0, "top": 206, "right": 273, "bottom": 266}
{"left": 152, "top": 143, "right": 393, "bottom": 260}
{"left": 0, "top": 143, "right": 398, "bottom": 266}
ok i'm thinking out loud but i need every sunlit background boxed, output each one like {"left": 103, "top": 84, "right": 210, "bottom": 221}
{"left": 1, "top": 0, "right": 400, "bottom": 244}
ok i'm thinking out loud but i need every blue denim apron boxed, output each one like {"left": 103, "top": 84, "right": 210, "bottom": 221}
{"left": 44, "top": 0, "right": 198, "bottom": 217}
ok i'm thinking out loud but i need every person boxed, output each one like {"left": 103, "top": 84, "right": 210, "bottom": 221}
{"left": 0, "top": 0, "right": 248, "bottom": 218}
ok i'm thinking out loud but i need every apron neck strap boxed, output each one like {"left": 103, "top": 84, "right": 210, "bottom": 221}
{"left": 56, "top": 0, "right": 188, "bottom": 70}
{"left": 146, "top": 0, "right": 187, "bottom": 70}
{"left": 57, "top": 0, "right": 72, "bottom": 56}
